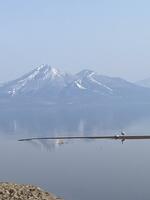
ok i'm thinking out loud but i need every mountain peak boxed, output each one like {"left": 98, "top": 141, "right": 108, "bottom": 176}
{"left": 1, "top": 64, "right": 149, "bottom": 104}
{"left": 36, "top": 64, "right": 50, "bottom": 70}
{"left": 77, "top": 69, "right": 95, "bottom": 78}
{"left": 33, "top": 64, "right": 61, "bottom": 79}
{"left": 5, "top": 64, "right": 67, "bottom": 96}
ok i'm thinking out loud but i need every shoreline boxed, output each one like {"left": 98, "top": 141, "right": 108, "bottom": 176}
{"left": 0, "top": 182, "right": 63, "bottom": 200}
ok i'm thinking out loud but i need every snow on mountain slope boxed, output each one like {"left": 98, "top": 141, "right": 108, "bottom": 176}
{"left": 66, "top": 69, "right": 114, "bottom": 95}
{"left": 2, "top": 64, "right": 71, "bottom": 96}
{"left": 60, "top": 69, "right": 147, "bottom": 102}
{"left": 0, "top": 65, "right": 150, "bottom": 104}
{"left": 69, "top": 69, "right": 136, "bottom": 95}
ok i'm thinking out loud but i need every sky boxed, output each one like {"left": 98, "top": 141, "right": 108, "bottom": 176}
{"left": 0, "top": 0, "right": 150, "bottom": 82}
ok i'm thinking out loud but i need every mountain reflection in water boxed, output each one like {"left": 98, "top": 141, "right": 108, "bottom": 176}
{"left": 0, "top": 104, "right": 150, "bottom": 137}
{"left": 27, "top": 139, "right": 71, "bottom": 152}
{"left": 0, "top": 104, "right": 150, "bottom": 200}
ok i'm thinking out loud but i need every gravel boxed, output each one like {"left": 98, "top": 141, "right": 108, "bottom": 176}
{"left": 0, "top": 183, "right": 63, "bottom": 200}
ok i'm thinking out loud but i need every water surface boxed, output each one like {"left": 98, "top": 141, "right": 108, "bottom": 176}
{"left": 0, "top": 104, "right": 150, "bottom": 200}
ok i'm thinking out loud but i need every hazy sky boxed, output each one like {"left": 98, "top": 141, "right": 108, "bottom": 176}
{"left": 0, "top": 0, "right": 150, "bottom": 82}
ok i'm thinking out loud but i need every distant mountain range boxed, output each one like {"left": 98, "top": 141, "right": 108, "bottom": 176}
{"left": 0, "top": 64, "right": 150, "bottom": 105}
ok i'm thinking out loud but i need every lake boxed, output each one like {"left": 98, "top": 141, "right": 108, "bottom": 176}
{"left": 0, "top": 103, "right": 150, "bottom": 200}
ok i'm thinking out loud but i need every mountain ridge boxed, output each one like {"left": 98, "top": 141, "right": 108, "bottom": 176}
{"left": 0, "top": 64, "right": 150, "bottom": 105}
{"left": 135, "top": 78, "right": 150, "bottom": 88}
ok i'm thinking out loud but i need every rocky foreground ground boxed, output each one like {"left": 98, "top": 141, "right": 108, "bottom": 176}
{"left": 0, "top": 183, "right": 63, "bottom": 200}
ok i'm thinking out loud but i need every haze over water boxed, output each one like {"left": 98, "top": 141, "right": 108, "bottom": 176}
{"left": 0, "top": 104, "right": 150, "bottom": 200}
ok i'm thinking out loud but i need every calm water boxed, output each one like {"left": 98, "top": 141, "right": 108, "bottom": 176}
{"left": 0, "top": 104, "right": 150, "bottom": 200}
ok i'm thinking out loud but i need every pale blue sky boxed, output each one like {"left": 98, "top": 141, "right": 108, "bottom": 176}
{"left": 0, "top": 0, "right": 150, "bottom": 82}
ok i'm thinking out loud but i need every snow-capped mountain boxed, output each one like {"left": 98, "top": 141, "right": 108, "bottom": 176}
{"left": 0, "top": 64, "right": 72, "bottom": 98}
{"left": 70, "top": 69, "right": 113, "bottom": 94}
{"left": 62, "top": 69, "right": 150, "bottom": 102}
{"left": 0, "top": 64, "right": 150, "bottom": 104}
